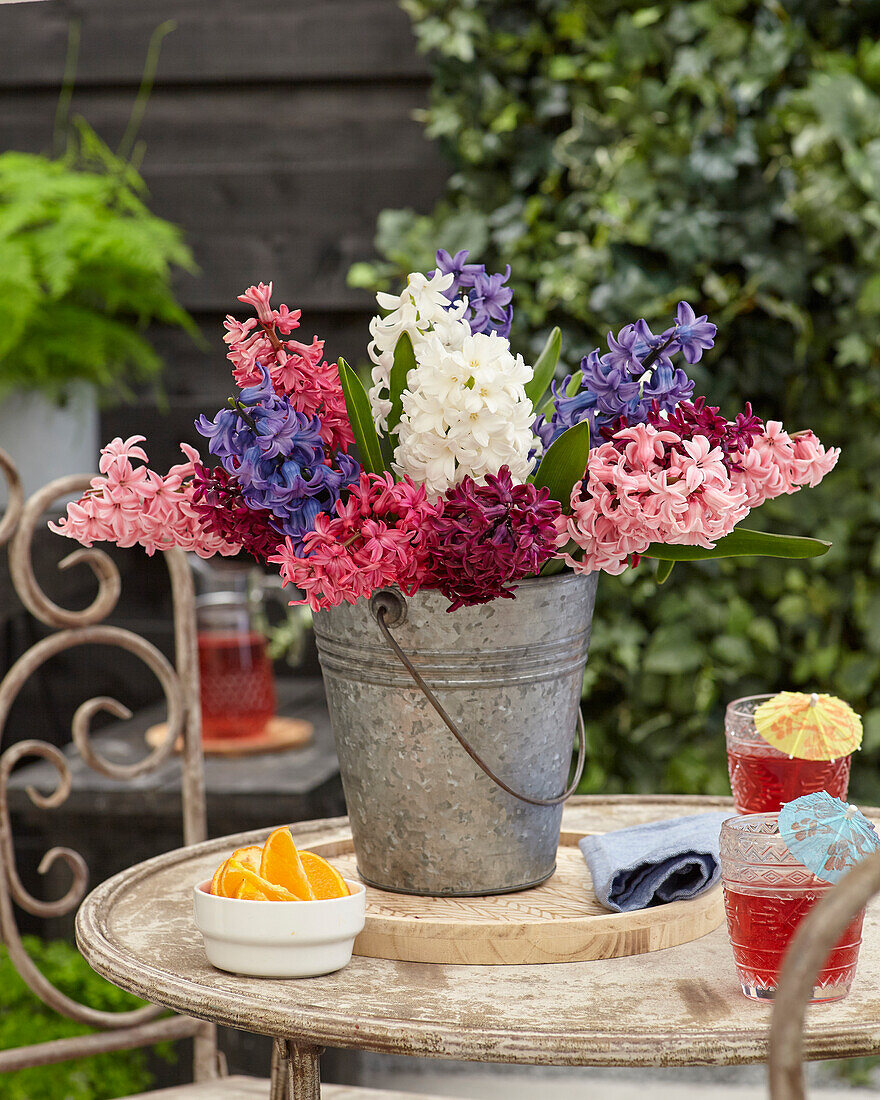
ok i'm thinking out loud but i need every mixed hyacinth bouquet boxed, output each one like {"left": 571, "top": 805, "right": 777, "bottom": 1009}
{"left": 53, "top": 251, "right": 838, "bottom": 612}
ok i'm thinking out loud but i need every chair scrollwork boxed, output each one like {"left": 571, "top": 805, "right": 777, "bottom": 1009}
{"left": 9, "top": 473, "right": 121, "bottom": 629}
{"left": 0, "top": 446, "right": 214, "bottom": 1075}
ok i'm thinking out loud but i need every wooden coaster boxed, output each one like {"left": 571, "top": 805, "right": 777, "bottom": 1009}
{"left": 145, "top": 716, "right": 313, "bottom": 757}
{"left": 303, "top": 830, "right": 724, "bottom": 965}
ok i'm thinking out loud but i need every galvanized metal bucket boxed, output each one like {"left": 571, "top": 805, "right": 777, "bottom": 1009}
{"left": 312, "top": 572, "right": 598, "bottom": 896}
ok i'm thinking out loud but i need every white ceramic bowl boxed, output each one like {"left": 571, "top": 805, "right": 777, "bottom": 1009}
{"left": 193, "top": 878, "right": 366, "bottom": 977}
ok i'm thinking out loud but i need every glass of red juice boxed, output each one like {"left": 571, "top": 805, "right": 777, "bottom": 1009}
{"left": 196, "top": 594, "right": 276, "bottom": 741}
{"left": 720, "top": 813, "right": 864, "bottom": 1002}
{"left": 725, "top": 694, "right": 851, "bottom": 814}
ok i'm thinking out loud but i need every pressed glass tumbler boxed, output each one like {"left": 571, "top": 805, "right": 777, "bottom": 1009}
{"left": 196, "top": 593, "right": 276, "bottom": 740}
{"left": 719, "top": 813, "right": 864, "bottom": 1002}
{"left": 725, "top": 694, "right": 851, "bottom": 814}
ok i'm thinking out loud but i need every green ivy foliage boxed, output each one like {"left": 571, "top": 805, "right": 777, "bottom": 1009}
{"left": 352, "top": 0, "right": 880, "bottom": 801}
{"left": 0, "top": 936, "right": 172, "bottom": 1098}
{"left": 0, "top": 120, "right": 197, "bottom": 400}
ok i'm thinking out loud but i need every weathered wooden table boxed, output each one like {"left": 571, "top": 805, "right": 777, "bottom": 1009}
{"left": 75, "top": 796, "right": 880, "bottom": 1098}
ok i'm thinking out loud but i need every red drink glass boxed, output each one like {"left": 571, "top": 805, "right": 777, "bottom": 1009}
{"left": 725, "top": 694, "right": 851, "bottom": 814}
{"left": 720, "top": 813, "right": 865, "bottom": 1002}
{"left": 196, "top": 595, "right": 276, "bottom": 741}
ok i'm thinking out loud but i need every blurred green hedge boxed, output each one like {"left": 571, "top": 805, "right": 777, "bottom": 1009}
{"left": 0, "top": 937, "right": 170, "bottom": 1099}
{"left": 352, "top": 0, "right": 880, "bottom": 800}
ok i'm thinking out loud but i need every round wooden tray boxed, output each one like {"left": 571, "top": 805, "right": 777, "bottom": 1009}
{"left": 306, "top": 829, "right": 724, "bottom": 965}
{"left": 146, "top": 716, "right": 313, "bottom": 757}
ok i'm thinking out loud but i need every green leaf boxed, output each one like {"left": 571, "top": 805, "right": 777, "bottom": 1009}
{"left": 524, "top": 325, "right": 561, "bottom": 409}
{"left": 529, "top": 419, "right": 590, "bottom": 511}
{"left": 387, "top": 331, "right": 415, "bottom": 435}
{"left": 655, "top": 559, "right": 675, "bottom": 584}
{"left": 643, "top": 528, "right": 832, "bottom": 562}
{"left": 540, "top": 538, "right": 578, "bottom": 576}
{"left": 338, "top": 357, "right": 386, "bottom": 474}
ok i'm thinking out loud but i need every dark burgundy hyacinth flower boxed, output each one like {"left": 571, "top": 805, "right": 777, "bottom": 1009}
{"left": 190, "top": 463, "right": 282, "bottom": 562}
{"left": 420, "top": 466, "right": 562, "bottom": 612}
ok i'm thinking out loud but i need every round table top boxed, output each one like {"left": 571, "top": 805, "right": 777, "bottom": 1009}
{"left": 75, "top": 795, "right": 880, "bottom": 1068}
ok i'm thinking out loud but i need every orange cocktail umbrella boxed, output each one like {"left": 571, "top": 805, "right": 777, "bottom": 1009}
{"left": 754, "top": 691, "right": 862, "bottom": 761}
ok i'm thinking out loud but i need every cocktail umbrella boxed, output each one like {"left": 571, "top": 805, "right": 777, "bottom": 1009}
{"left": 754, "top": 691, "right": 862, "bottom": 761}
{"left": 779, "top": 792, "right": 880, "bottom": 884}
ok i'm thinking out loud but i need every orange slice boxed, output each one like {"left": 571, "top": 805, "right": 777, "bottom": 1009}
{"left": 226, "top": 859, "right": 298, "bottom": 901}
{"left": 259, "top": 827, "right": 316, "bottom": 900}
{"left": 210, "top": 859, "right": 229, "bottom": 896}
{"left": 230, "top": 845, "right": 262, "bottom": 869}
{"left": 299, "top": 851, "right": 350, "bottom": 900}
{"left": 210, "top": 845, "right": 262, "bottom": 897}
{"left": 234, "top": 877, "right": 273, "bottom": 901}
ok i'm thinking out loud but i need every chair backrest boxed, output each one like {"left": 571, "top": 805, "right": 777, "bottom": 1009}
{"left": 0, "top": 446, "right": 219, "bottom": 1083}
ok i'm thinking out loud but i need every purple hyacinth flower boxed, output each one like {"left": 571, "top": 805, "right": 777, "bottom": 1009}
{"left": 196, "top": 370, "right": 360, "bottom": 557}
{"left": 672, "top": 301, "right": 717, "bottom": 364}
{"left": 238, "top": 363, "right": 278, "bottom": 408}
{"left": 195, "top": 408, "right": 245, "bottom": 461}
{"left": 581, "top": 350, "right": 642, "bottom": 411}
{"left": 467, "top": 269, "right": 514, "bottom": 337}
{"left": 630, "top": 319, "right": 675, "bottom": 370}
{"left": 641, "top": 363, "right": 695, "bottom": 410}
{"left": 228, "top": 443, "right": 268, "bottom": 488}
{"left": 434, "top": 248, "right": 485, "bottom": 289}
{"left": 251, "top": 407, "right": 309, "bottom": 460}
{"left": 603, "top": 324, "right": 644, "bottom": 375}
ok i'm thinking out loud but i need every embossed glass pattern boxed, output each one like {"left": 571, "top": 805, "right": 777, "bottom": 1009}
{"left": 720, "top": 813, "right": 864, "bottom": 1002}
{"left": 196, "top": 594, "right": 276, "bottom": 740}
{"left": 725, "top": 695, "right": 851, "bottom": 814}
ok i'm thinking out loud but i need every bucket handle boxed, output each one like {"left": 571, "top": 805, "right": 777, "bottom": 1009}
{"left": 373, "top": 601, "right": 586, "bottom": 808}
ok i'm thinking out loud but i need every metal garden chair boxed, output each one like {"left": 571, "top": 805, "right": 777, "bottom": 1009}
{"left": 0, "top": 446, "right": 267, "bottom": 1097}
{"left": 768, "top": 842, "right": 880, "bottom": 1097}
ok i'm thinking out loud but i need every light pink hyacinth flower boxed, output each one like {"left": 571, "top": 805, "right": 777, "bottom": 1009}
{"left": 559, "top": 419, "right": 837, "bottom": 576}
{"left": 51, "top": 435, "right": 240, "bottom": 559}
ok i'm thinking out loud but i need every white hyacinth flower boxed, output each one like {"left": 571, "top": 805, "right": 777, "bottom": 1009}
{"left": 367, "top": 271, "right": 469, "bottom": 431}
{"left": 365, "top": 272, "right": 535, "bottom": 496}
{"left": 392, "top": 331, "right": 536, "bottom": 497}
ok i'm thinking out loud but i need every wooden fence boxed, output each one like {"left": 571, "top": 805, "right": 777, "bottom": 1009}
{"left": 0, "top": 0, "right": 447, "bottom": 467}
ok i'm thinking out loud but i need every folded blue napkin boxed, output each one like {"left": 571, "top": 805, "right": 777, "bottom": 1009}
{"left": 579, "top": 811, "right": 732, "bottom": 913}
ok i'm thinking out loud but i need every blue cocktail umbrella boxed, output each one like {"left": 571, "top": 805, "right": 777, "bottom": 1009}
{"left": 779, "top": 792, "right": 880, "bottom": 884}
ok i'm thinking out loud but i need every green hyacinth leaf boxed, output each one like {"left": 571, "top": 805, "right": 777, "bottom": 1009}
{"left": 539, "top": 557, "right": 567, "bottom": 577}
{"left": 338, "top": 357, "right": 386, "bottom": 474}
{"left": 525, "top": 326, "right": 561, "bottom": 410}
{"left": 643, "top": 528, "right": 832, "bottom": 561}
{"left": 539, "top": 538, "right": 579, "bottom": 576}
{"left": 529, "top": 419, "right": 590, "bottom": 512}
{"left": 386, "top": 331, "right": 416, "bottom": 436}
{"left": 655, "top": 559, "right": 675, "bottom": 584}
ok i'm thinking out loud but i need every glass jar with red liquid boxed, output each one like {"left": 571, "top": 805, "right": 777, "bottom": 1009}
{"left": 725, "top": 694, "right": 851, "bottom": 814}
{"left": 720, "top": 813, "right": 864, "bottom": 1002}
{"left": 196, "top": 592, "right": 276, "bottom": 741}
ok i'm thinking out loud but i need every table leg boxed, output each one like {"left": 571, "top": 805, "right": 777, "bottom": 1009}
{"left": 193, "top": 1021, "right": 220, "bottom": 1080}
{"left": 269, "top": 1040, "right": 287, "bottom": 1100}
{"left": 270, "top": 1038, "right": 322, "bottom": 1100}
